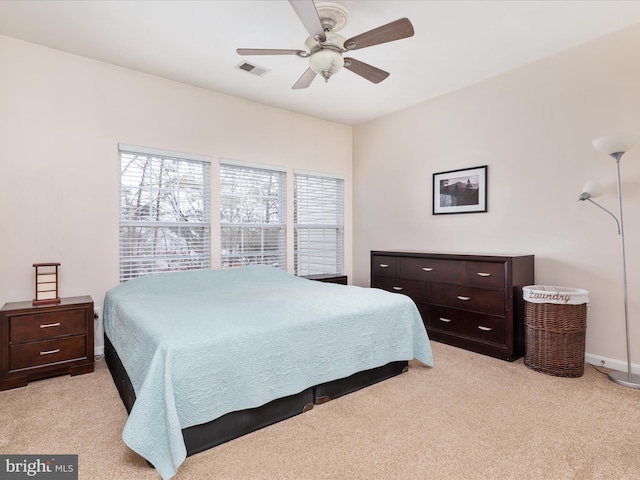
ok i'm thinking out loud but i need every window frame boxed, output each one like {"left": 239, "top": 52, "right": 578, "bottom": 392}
{"left": 219, "top": 159, "right": 287, "bottom": 270}
{"left": 293, "top": 169, "right": 344, "bottom": 276}
{"left": 118, "top": 144, "right": 211, "bottom": 282}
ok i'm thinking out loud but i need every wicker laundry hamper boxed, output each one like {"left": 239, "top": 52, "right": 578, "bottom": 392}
{"left": 523, "top": 286, "right": 589, "bottom": 378}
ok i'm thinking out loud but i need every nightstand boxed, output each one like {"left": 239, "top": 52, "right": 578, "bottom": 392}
{"left": 301, "top": 274, "right": 348, "bottom": 285}
{"left": 0, "top": 296, "right": 94, "bottom": 390}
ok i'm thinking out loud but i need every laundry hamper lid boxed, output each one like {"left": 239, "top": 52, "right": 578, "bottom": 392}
{"left": 523, "top": 285, "right": 589, "bottom": 305}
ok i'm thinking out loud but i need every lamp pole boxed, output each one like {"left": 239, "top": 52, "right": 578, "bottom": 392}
{"left": 580, "top": 133, "right": 640, "bottom": 388}
{"left": 607, "top": 152, "right": 639, "bottom": 387}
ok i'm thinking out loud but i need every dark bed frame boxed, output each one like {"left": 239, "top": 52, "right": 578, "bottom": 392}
{"left": 105, "top": 335, "right": 408, "bottom": 458}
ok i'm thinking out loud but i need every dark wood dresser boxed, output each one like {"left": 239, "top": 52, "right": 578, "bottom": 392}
{"left": 371, "top": 251, "right": 534, "bottom": 361}
{"left": 0, "top": 296, "right": 94, "bottom": 390}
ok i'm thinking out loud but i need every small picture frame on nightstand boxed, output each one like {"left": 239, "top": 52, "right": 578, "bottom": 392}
{"left": 33, "top": 263, "right": 61, "bottom": 306}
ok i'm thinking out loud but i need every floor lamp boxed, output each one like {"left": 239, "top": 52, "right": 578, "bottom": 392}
{"left": 578, "top": 133, "right": 640, "bottom": 388}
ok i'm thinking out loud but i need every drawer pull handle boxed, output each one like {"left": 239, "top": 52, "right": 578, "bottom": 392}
{"left": 40, "top": 349, "right": 60, "bottom": 356}
{"left": 439, "top": 317, "right": 452, "bottom": 323}
{"left": 457, "top": 296, "right": 471, "bottom": 301}
{"left": 477, "top": 272, "right": 492, "bottom": 277}
{"left": 40, "top": 322, "right": 61, "bottom": 328}
{"left": 422, "top": 267, "right": 434, "bottom": 272}
{"left": 379, "top": 264, "right": 389, "bottom": 268}
{"left": 478, "top": 326, "right": 493, "bottom": 332}
{"left": 392, "top": 286, "right": 403, "bottom": 291}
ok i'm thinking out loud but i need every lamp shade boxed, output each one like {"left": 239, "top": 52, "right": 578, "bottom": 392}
{"left": 582, "top": 180, "right": 604, "bottom": 198}
{"left": 592, "top": 133, "right": 640, "bottom": 155}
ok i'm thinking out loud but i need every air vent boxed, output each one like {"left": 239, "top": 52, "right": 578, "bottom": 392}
{"left": 235, "top": 61, "right": 270, "bottom": 77}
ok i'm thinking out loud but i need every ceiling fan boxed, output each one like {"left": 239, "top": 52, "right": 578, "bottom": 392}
{"left": 236, "top": 0, "right": 414, "bottom": 89}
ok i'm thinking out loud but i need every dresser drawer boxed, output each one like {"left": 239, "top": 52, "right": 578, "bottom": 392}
{"left": 429, "top": 283, "right": 505, "bottom": 316}
{"left": 10, "top": 335, "right": 87, "bottom": 371}
{"left": 372, "top": 255, "right": 398, "bottom": 277}
{"left": 427, "top": 305, "right": 465, "bottom": 336}
{"left": 373, "top": 276, "right": 426, "bottom": 303}
{"left": 399, "top": 257, "right": 463, "bottom": 284}
{"left": 466, "top": 261, "right": 506, "bottom": 289}
{"left": 465, "top": 314, "right": 507, "bottom": 345}
{"left": 428, "top": 305, "right": 507, "bottom": 345}
{"left": 10, "top": 309, "right": 86, "bottom": 342}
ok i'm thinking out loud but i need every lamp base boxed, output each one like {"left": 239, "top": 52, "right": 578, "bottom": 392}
{"left": 608, "top": 370, "right": 640, "bottom": 389}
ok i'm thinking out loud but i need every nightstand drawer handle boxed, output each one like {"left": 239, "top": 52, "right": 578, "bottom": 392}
{"left": 379, "top": 264, "right": 389, "bottom": 268}
{"left": 422, "top": 267, "right": 434, "bottom": 272}
{"left": 477, "top": 272, "right": 492, "bottom": 277}
{"left": 40, "top": 322, "right": 61, "bottom": 328}
{"left": 40, "top": 349, "right": 60, "bottom": 356}
{"left": 439, "top": 317, "right": 452, "bottom": 323}
{"left": 392, "top": 286, "right": 403, "bottom": 291}
{"left": 478, "top": 326, "right": 493, "bottom": 332}
{"left": 457, "top": 296, "right": 471, "bottom": 301}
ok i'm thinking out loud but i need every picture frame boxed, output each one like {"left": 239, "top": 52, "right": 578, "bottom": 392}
{"left": 432, "top": 165, "right": 487, "bottom": 215}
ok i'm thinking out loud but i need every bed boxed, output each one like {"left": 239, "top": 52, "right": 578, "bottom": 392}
{"left": 103, "top": 265, "right": 433, "bottom": 479}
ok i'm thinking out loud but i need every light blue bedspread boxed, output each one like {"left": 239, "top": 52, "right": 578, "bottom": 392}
{"left": 103, "top": 265, "right": 433, "bottom": 479}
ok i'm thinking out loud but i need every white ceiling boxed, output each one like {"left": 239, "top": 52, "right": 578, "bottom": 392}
{"left": 1, "top": 0, "right": 640, "bottom": 125}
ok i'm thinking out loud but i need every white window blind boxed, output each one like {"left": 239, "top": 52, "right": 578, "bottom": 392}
{"left": 294, "top": 171, "right": 344, "bottom": 276}
{"left": 220, "top": 161, "right": 286, "bottom": 270}
{"left": 119, "top": 145, "right": 211, "bottom": 282}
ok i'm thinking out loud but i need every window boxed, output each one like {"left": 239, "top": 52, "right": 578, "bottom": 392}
{"left": 119, "top": 144, "right": 211, "bottom": 282}
{"left": 220, "top": 160, "right": 286, "bottom": 269}
{"left": 294, "top": 171, "right": 344, "bottom": 276}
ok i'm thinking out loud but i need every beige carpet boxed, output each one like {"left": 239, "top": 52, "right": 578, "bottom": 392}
{"left": 1, "top": 341, "right": 639, "bottom": 480}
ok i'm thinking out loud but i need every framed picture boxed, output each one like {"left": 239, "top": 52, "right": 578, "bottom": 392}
{"left": 433, "top": 165, "right": 487, "bottom": 215}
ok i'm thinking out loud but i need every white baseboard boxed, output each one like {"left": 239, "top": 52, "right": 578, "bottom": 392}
{"left": 585, "top": 353, "right": 640, "bottom": 374}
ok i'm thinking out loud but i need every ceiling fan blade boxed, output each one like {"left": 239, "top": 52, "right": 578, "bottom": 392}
{"left": 289, "top": 0, "right": 326, "bottom": 42}
{"left": 344, "top": 18, "right": 414, "bottom": 51}
{"left": 237, "top": 48, "right": 306, "bottom": 56}
{"left": 343, "top": 58, "right": 389, "bottom": 84}
{"left": 292, "top": 68, "right": 317, "bottom": 89}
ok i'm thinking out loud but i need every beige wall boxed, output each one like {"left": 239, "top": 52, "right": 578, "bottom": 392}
{"left": 353, "top": 24, "right": 640, "bottom": 372}
{"left": 0, "top": 35, "right": 353, "bottom": 352}
{"left": 3, "top": 23, "right": 639, "bottom": 371}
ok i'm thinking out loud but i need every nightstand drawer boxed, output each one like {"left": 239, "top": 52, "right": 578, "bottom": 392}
{"left": 10, "top": 335, "right": 87, "bottom": 371}
{"left": 10, "top": 309, "right": 86, "bottom": 342}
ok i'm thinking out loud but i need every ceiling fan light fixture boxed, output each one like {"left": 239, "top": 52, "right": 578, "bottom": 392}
{"left": 305, "top": 30, "right": 345, "bottom": 82}
{"left": 308, "top": 48, "right": 344, "bottom": 81}
{"left": 238, "top": 2, "right": 414, "bottom": 89}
